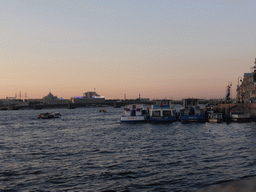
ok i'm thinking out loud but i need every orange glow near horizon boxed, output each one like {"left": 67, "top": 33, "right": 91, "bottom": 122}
{"left": 1, "top": 1, "right": 255, "bottom": 100}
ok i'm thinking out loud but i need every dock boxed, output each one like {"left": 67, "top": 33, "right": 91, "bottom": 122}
{"left": 213, "top": 103, "right": 256, "bottom": 121}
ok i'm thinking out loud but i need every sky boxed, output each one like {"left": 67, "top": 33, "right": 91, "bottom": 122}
{"left": 1, "top": 0, "right": 255, "bottom": 100}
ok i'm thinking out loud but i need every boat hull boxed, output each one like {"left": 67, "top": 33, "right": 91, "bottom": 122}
{"left": 180, "top": 115, "right": 206, "bottom": 123}
{"left": 148, "top": 116, "right": 176, "bottom": 123}
{"left": 230, "top": 112, "right": 250, "bottom": 122}
{"left": 231, "top": 116, "right": 250, "bottom": 122}
{"left": 207, "top": 112, "right": 223, "bottom": 123}
{"left": 231, "top": 118, "right": 250, "bottom": 122}
{"left": 120, "top": 116, "right": 147, "bottom": 123}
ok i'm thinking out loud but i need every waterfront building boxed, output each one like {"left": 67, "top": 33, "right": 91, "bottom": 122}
{"left": 71, "top": 91, "right": 105, "bottom": 104}
{"left": 25, "top": 92, "right": 69, "bottom": 105}
{"left": 135, "top": 98, "right": 150, "bottom": 102}
{"left": 236, "top": 58, "right": 256, "bottom": 103}
{"left": 42, "top": 92, "right": 69, "bottom": 104}
{"left": 153, "top": 99, "right": 172, "bottom": 106}
{"left": 43, "top": 92, "right": 58, "bottom": 101}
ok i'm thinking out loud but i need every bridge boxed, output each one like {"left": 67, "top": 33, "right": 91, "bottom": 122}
{"left": 0, "top": 100, "right": 153, "bottom": 110}
{"left": 0, "top": 99, "right": 210, "bottom": 110}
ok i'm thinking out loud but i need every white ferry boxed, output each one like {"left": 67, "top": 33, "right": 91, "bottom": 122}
{"left": 147, "top": 100, "right": 177, "bottom": 123}
{"left": 120, "top": 104, "right": 150, "bottom": 123}
{"left": 148, "top": 105, "right": 176, "bottom": 123}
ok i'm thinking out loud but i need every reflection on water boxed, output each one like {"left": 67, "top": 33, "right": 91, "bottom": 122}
{"left": 0, "top": 107, "right": 256, "bottom": 191}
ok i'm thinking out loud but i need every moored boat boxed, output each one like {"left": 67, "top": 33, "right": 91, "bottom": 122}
{"left": 230, "top": 111, "right": 250, "bottom": 122}
{"left": 148, "top": 104, "right": 176, "bottom": 123}
{"left": 208, "top": 112, "right": 223, "bottom": 123}
{"left": 179, "top": 98, "right": 206, "bottom": 123}
{"left": 120, "top": 104, "right": 150, "bottom": 123}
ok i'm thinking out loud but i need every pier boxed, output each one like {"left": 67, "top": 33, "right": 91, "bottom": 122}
{"left": 212, "top": 103, "right": 256, "bottom": 121}
{"left": 0, "top": 99, "right": 211, "bottom": 111}
{"left": 0, "top": 100, "right": 154, "bottom": 110}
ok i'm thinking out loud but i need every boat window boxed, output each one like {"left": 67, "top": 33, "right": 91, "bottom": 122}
{"left": 152, "top": 111, "right": 160, "bottom": 117}
{"left": 163, "top": 111, "right": 171, "bottom": 116}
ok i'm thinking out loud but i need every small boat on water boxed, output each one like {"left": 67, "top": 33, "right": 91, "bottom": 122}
{"left": 38, "top": 112, "right": 61, "bottom": 119}
{"left": 99, "top": 109, "right": 106, "bottom": 112}
{"left": 148, "top": 102, "right": 176, "bottom": 123}
{"left": 230, "top": 111, "right": 250, "bottom": 122}
{"left": 207, "top": 111, "right": 223, "bottom": 123}
{"left": 179, "top": 98, "right": 207, "bottom": 123}
{"left": 121, "top": 104, "right": 150, "bottom": 123}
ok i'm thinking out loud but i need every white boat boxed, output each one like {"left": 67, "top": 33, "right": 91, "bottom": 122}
{"left": 230, "top": 111, "right": 250, "bottom": 122}
{"left": 120, "top": 104, "right": 150, "bottom": 123}
{"left": 208, "top": 112, "right": 223, "bottom": 123}
{"left": 148, "top": 105, "right": 176, "bottom": 123}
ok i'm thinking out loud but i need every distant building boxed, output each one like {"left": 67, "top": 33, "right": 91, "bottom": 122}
{"left": 135, "top": 98, "right": 150, "bottom": 101}
{"left": 43, "top": 92, "right": 69, "bottom": 104}
{"left": 153, "top": 99, "right": 172, "bottom": 106}
{"left": 26, "top": 92, "right": 69, "bottom": 105}
{"left": 83, "top": 91, "right": 100, "bottom": 98}
{"left": 236, "top": 58, "right": 256, "bottom": 103}
{"left": 71, "top": 91, "right": 105, "bottom": 104}
{"left": 43, "top": 92, "right": 58, "bottom": 101}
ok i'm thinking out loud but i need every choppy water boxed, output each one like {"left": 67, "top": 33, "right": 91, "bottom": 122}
{"left": 0, "top": 107, "right": 256, "bottom": 191}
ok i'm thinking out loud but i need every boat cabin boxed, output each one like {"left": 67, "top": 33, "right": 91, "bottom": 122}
{"left": 183, "top": 98, "right": 199, "bottom": 108}
{"left": 208, "top": 112, "right": 222, "bottom": 119}
{"left": 150, "top": 105, "right": 176, "bottom": 117}
{"left": 122, "top": 104, "right": 149, "bottom": 117}
{"left": 180, "top": 98, "right": 204, "bottom": 116}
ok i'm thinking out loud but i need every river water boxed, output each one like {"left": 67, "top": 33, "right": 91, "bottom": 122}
{"left": 0, "top": 107, "right": 256, "bottom": 191}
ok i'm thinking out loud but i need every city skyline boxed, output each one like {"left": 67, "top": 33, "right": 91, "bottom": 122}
{"left": 1, "top": 1, "right": 256, "bottom": 100}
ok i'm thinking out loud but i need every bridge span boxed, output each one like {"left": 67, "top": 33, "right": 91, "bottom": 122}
{"left": 1, "top": 99, "right": 209, "bottom": 110}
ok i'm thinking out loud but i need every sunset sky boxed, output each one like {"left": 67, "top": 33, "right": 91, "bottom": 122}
{"left": 1, "top": 0, "right": 255, "bottom": 100}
